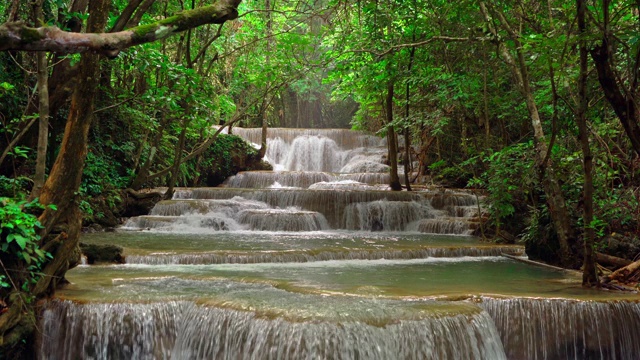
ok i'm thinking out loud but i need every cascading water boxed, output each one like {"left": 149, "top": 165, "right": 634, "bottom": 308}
{"left": 479, "top": 297, "right": 640, "bottom": 360}
{"left": 43, "top": 127, "right": 640, "bottom": 359}
{"left": 41, "top": 299, "right": 506, "bottom": 360}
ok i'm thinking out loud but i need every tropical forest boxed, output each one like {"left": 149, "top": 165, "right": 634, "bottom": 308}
{"left": 1, "top": 0, "right": 640, "bottom": 358}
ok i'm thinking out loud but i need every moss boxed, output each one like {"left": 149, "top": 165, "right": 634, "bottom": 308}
{"left": 131, "top": 23, "right": 160, "bottom": 39}
{"left": 19, "top": 27, "right": 43, "bottom": 44}
{"left": 195, "top": 134, "right": 264, "bottom": 187}
{"left": 158, "top": 14, "right": 182, "bottom": 27}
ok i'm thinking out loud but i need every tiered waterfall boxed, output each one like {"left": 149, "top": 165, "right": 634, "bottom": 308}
{"left": 42, "top": 127, "right": 640, "bottom": 360}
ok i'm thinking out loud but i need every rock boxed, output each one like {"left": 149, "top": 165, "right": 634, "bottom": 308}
{"left": 120, "top": 189, "right": 164, "bottom": 217}
{"left": 601, "top": 233, "right": 640, "bottom": 261}
{"left": 79, "top": 243, "right": 125, "bottom": 264}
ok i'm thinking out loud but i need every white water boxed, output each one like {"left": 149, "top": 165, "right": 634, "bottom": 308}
{"left": 41, "top": 299, "right": 507, "bottom": 360}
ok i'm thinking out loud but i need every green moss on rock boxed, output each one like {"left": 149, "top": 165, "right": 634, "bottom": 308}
{"left": 195, "top": 134, "right": 271, "bottom": 187}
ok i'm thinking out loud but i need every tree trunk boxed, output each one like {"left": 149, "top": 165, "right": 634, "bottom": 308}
{"left": 590, "top": 0, "right": 640, "bottom": 156}
{"left": 386, "top": 78, "right": 402, "bottom": 191}
{"left": 165, "top": 121, "right": 187, "bottom": 200}
{"left": 607, "top": 258, "right": 640, "bottom": 283}
{"left": 30, "top": 0, "right": 50, "bottom": 200}
{"left": 0, "top": 0, "right": 109, "bottom": 351}
{"left": 403, "top": 46, "right": 415, "bottom": 191}
{"left": 258, "top": 0, "right": 271, "bottom": 159}
{"left": 130, "top": 114, "right": 168, "bottom": 189}
{"left": 31, "top": 50, "right": 50, "bottom": 199}
{"left": 577, "top": 0, "right": 598, "bottom": 287}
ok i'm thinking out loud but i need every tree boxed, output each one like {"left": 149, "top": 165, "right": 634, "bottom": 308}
{"left": 0, "top": 0, "right": 242, "bottom": 353}
{"left": 479, "top": 1, "right": 576, "bottom": 265}
{"left": 590, "top": 0, "right": 640, "bottom": 156}
{"left": 576, "top": 0, "right": 598, "bottom": 286}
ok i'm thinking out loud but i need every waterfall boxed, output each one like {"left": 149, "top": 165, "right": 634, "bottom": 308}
{"left": 237, "top": 208, "right": 330, "bottom": 232}
{"left": 125, "top": 246, "right": 525, "bottom": 265}
{"left": 40, "top": 300, "right": 506, "bottom": 360}
{"left": 113, "top": 127, "right": 484, "bottom": 234}
{"left": 148, "top": 188, "right": 479, "bottom": 232}
{"left": 40, "top": 301, "right": 185, "bottom": 360}
{"left": 479, "top": 297, "right": 640, "bottom": 359}
{"left": 224, "top": 171, "right": 333, "bottom": 188}
{"left": 171, "top": 305, "right": 504, "bottom": 360}
{"left": 344, "top": 200, "right": 431, "bottom": 231}
{"left": 61, "top": 127, "right": 640, "bottom": 360}
{"left": 228, "top": 127, "right": 386, "bottom": 150}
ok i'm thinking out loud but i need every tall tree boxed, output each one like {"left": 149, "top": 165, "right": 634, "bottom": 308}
{"left": 590, "top": 0, "right": 640, "bottom": 156}
{"left": 0, "top": 0, "right": 243, "bottom": 352}
{"left": 479, "top": 1, "right": 575, "bottom": 265}
{"left": 576, "top": 0, "right": 598, "bottom": 287}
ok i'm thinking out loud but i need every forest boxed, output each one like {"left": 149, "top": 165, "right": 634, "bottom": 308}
{"left": 0, "top": 0, "right": 640, "bottom": 356}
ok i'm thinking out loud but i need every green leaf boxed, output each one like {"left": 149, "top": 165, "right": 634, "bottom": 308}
{"left": 14, "top": 234, "right": 28, "bottom": 250}
{"left": 22, "top": 252, "right": 31, "bottom": 265}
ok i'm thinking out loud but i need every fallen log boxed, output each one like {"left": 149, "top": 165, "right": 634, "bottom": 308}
{"left": 607, "top": 258, "right": 640, "bottom": 284}
{"left": 596, "top": 252, "right": 632, "bottom": 268}
{"left": 501, "top": 253, "right": 580, "bottom": 274}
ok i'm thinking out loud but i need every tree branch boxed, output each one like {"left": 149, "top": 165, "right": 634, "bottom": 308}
{"left": 344, "top": 36, "right": 486, "bottom": 58}
{"left": 0, "top": 0, "right": 242, "bottom": 57}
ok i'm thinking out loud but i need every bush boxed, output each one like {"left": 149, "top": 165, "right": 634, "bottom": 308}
{"left": 0, "top": 198, "right": 53, "bottom": 296}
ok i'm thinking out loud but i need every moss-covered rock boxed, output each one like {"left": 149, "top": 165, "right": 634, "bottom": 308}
{"left": 196, "top": 134, "right": 272, "bottom": 187}
{"left": 79, "top": 243, "right": 125, "bottom": 264}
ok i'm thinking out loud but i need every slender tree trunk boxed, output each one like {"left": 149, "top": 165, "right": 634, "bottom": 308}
{"left": 165, "top": 121, "right": 187, "bottom": 199}
{"left": 32, "top": 50, "right": 49, "bottom": 197}
{"left": 386, "top": 78, "right": 402, "bottom": 191}
{"left": 258, "top": 0, "right": 271, "bottom": 159}
{"left": 577, "top": 0, "right": 598, "bottom": 287}
{"left": 0, "top": 117, "right": 37, "bottom": 167}
{"left": 30, "top": 0, "right": 49, "bottom": 200}
{"left": 403, "top": 46, "right": 415, "bottom": 191}
{"left": 482, "top": 46, "right": 491, "bottom": 147}
{"left": 259, "top": 97, "right": 269, "bottom": 159}
{"left": 130, "top": 112, "right": 168, "bottom": 189}
{"left": 110, "top": 0, "right": 145, "bottom": 32}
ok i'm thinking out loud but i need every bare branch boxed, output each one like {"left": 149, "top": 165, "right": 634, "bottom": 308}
{"left": 372, "top": 36, "right": 487, "bottom": 57}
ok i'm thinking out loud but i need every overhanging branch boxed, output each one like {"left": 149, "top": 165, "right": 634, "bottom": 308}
{"left": 0, "top": 0, "right": 242, "bottom": 57}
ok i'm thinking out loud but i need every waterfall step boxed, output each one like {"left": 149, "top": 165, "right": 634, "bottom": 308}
{"left": 125, "top": 245, "right": 525, "bottom": 265}
{"left": 151, "top": 187, "right": 480, "bottom": 231}
{"left": 41, "top": 298, "right": 506, "bottom": 360}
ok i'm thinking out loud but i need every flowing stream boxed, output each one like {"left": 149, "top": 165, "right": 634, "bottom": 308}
{"left": 42, "top": 128, "right": 640, "bottom": 359}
